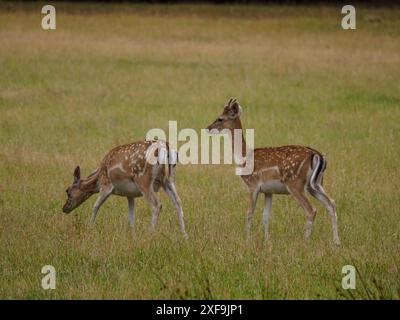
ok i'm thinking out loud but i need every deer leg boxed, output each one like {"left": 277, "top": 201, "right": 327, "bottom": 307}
{"left": 287, "top": 186, "right": 316, "bottom": 241}
{"left": 309, "top": 186, "right": 340, "bottom": 245}
{"left": 135, "top": 179, "right": 162, "bottom": 233}
{"left": 148, "top": 192, "right": 162, "bottom": 232}
{"left": 164, "top": 180, "right": 188, "bottom": 239}
{"left": 246, "top": 189, "right": 259, "bottom": 239}
{"left": 140, "top": 189, "right": 161, "bottom": 232}
{"left": 89, "top": 185, "right": 113, "bottom": 227}
{"left": 263, "top": 193, "right": 272, "bottom": 242}
{"left": 127, "top": 196, "right": 135, "bottom": 231}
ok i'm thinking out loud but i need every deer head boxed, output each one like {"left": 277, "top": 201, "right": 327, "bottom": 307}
{"left": 206, "top": 97, "right": 243, "bottom": 133}
{"left": 62, "top": 166, "right": 92, "bottom": 213}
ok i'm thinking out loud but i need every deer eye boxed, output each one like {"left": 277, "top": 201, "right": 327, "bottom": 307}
{"left": 217, "top": 118, "right": 223, "bottom": 122}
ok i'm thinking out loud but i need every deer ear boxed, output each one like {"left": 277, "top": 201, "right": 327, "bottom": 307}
{"left": 228, "top": 101, "right": 242, "bottom": 119}
{"left": 73, "top": 166, "right": 81, "bottom": 183}
{"left": 223, "top": 97, "right": 233, "bottom": 112}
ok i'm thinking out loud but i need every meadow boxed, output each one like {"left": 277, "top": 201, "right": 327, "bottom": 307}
{"left": 0, "top": 2, "right": 399, "bottom": 299}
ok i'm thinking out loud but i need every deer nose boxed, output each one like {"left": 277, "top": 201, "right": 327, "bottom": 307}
{"left": 62, "top": 204, "right": 69, "bottom": 213}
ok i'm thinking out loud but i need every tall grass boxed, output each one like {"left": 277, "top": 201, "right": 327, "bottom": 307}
{"left": 0, "top": 3, "right": 399, "bottom": 299}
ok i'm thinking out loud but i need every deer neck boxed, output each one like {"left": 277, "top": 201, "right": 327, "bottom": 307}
{"left": 80, "top": 169, "right": 101, "bottom": 195}
{"left": 230, "top": 118, "right": 249, "bottom": 164}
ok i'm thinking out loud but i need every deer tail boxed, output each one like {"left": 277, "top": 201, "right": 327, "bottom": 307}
{"left": 309, "top": 153, "right": 327, "bottom": 192}
{"left": 165, "top": 145, "right": 178, "bottom": 182}
{"left": 164, "top": 150, "right": 170, "bottom": 180}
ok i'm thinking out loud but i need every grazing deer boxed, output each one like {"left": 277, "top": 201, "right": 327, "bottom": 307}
{"left": 62, "top": 140, "right": 188, "bottom": 239}
{"left": 206, "top": 98, "right": 340, "bottom": 245}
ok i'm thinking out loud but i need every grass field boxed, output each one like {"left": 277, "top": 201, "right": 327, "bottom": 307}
{"left": 0, "top": 2, "right": 399, "bottom": 299}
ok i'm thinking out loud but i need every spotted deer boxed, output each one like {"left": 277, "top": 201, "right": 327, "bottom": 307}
{"left": 206, "top": 98, "right": 340, "bottom": 245}
{"left": 62, "top": 140, "right": 188, "bottom": 238}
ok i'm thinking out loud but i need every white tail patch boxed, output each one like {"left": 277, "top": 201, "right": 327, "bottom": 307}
{"left": 309, "top": 154, "right": 321, "bottom": 191}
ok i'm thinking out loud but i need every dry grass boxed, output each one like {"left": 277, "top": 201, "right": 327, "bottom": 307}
{"left": 0, "top": 3, "right": 399, "bottom": 299}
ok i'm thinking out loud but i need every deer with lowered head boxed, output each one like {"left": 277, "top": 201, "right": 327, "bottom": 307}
{"left": 62, "top": 139, "right": 188, "bottom": 238}
{"left": 206, "top": 98, "right": 340, "bottom": 245}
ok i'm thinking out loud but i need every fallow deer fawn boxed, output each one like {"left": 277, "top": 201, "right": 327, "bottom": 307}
{"left": 62, "top": 140, "right": 188, "bottom": 238}
{"left": 206, "top": 98, "right": 340, "bottom": 245}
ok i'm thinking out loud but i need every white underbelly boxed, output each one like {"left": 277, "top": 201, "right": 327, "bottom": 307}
{"left": 112, "top": 179, "right": 142, "bottom": 197}
{"left": 260, "top": 180, "right": 289, "bottom": 194}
